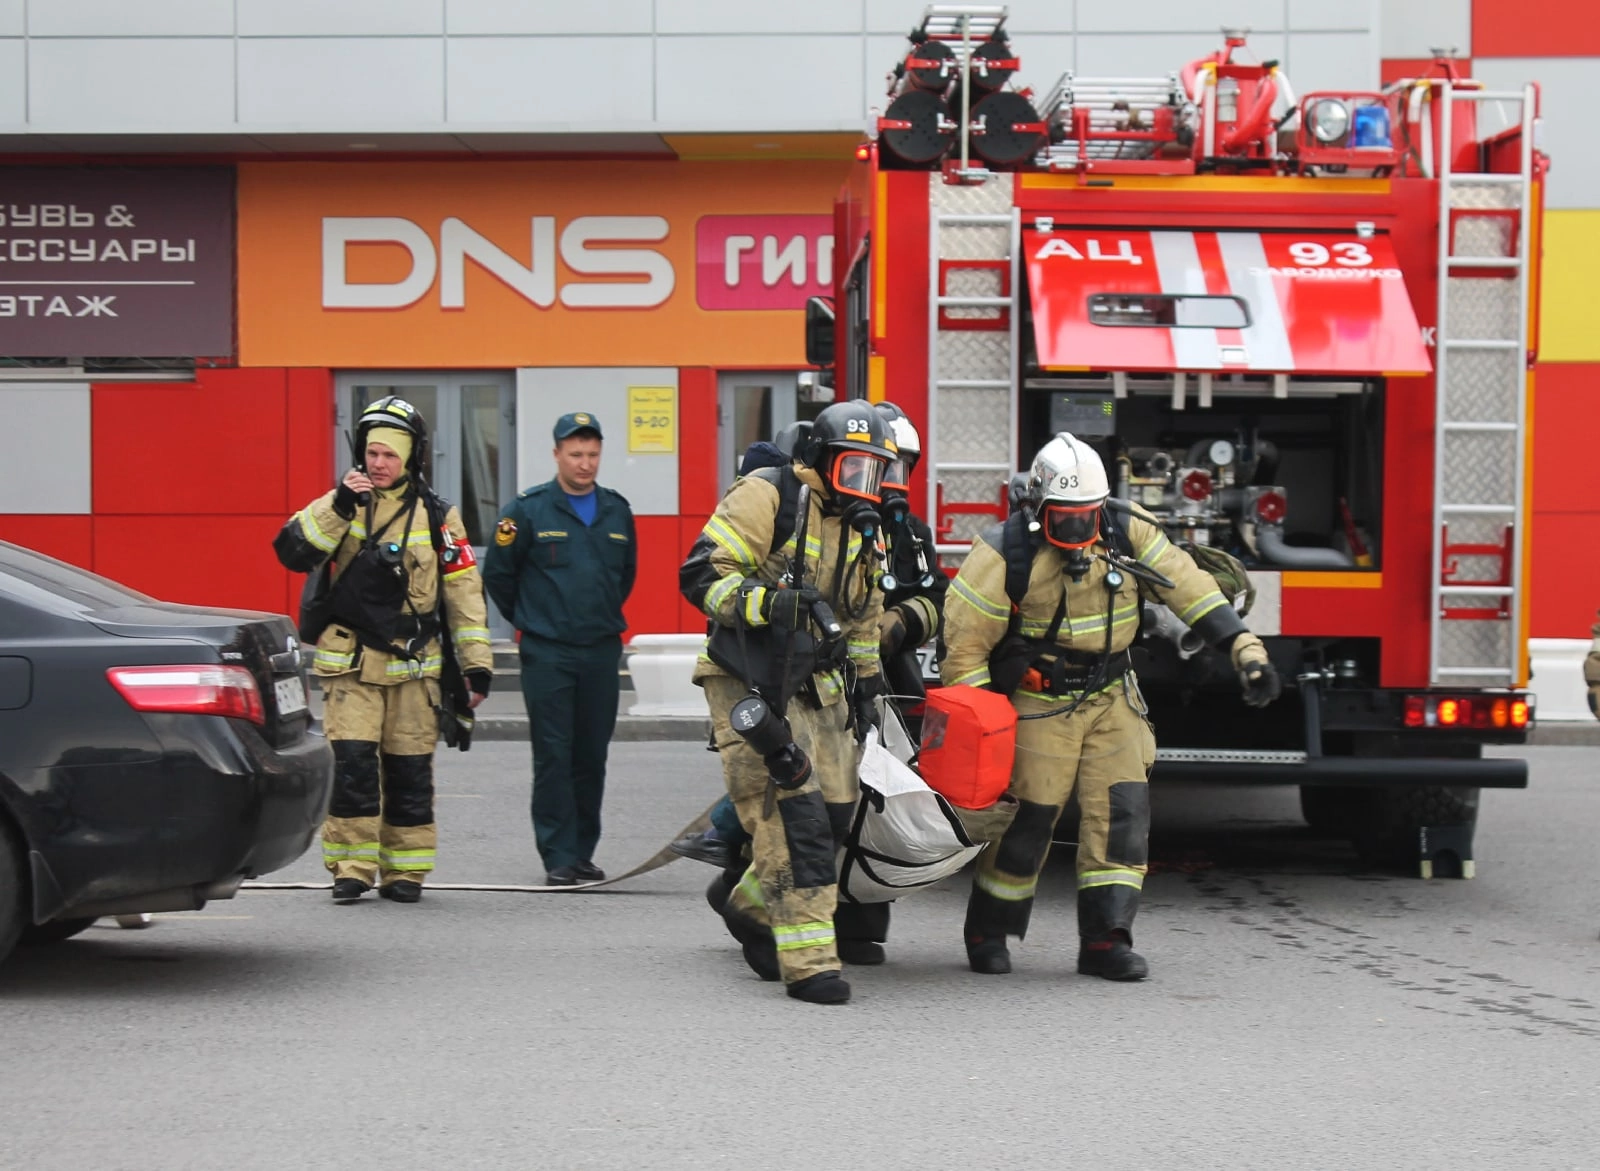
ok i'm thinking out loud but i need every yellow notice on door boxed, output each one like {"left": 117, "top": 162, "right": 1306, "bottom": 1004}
{"left": 627, "top": 386, "right": 676, "bottom": 454}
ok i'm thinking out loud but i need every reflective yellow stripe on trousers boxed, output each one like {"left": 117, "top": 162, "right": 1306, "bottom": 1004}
{"left": 773, "top": 922, "right": 836, "bottom": 952}
{"left": 1077, "top": 867, "right": 1144, "bottom": 890}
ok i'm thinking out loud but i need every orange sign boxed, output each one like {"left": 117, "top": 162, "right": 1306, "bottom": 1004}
{"left": 237, "top": 160, "right": 850, "bottom": 369}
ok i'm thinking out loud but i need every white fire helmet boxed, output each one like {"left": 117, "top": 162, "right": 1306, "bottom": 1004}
{"left": 1029, "top": 432, "right": 1110, "bottom": 550}
{"left": 874, "top": 402, "right": 922, "bottom": 493}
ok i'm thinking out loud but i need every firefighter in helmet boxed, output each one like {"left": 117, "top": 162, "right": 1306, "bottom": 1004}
{"left": 678, "top": 399, "right": 892, "bottom": 1005}
{"left": 940, "top": 432, "right": 1280, "bottom": 979}
{"left": 274, "top": 396, "right": 494, "bottom": 903}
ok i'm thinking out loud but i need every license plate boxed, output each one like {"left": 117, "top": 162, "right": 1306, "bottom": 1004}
{"left": 274, "top": 675, "right": 308, "bottom": 716}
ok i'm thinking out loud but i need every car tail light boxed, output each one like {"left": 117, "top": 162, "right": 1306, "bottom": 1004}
{"left": 107, "top": 664, "right": 265, "bottom": 726}
{"left": 1401, "top": 693, "right": 1532, "bottom": 731}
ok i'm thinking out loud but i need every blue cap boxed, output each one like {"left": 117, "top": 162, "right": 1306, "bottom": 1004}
{"left": 553, "top": 411, "right": 603, "bottom": 442}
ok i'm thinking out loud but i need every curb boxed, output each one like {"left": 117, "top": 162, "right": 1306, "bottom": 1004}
{"left": 474, "top": 714, "right": 710, "bottom": 743}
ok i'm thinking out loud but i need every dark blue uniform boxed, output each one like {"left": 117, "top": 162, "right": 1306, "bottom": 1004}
{"left": 483, "top": 479, "right": 636, "bottom": 873}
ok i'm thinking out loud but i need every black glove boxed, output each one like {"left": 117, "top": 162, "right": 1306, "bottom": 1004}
{"left": 333, "top": 479, "right": 363, "bottom": 520}
{"left": 465, "top": 669, "right": 493, "bottom": 699}
{"left": 761, "top": 585, "right": 823, "bottom": 634}
{"left": 878, "top": 607, "right": 908, "bottom": 657}
{"left": 852, "top": 673, "right": 884, "bottom": 742}
{"left": 1239, "top": 660, "right": 1282, "bottom": 708}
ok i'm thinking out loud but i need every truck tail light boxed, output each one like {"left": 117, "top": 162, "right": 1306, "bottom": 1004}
{"left": 1402, "top": 693, "right": 1531, "bottom": 731}
{"left": 107, "top": 664, "right": 265, "bottom": 726}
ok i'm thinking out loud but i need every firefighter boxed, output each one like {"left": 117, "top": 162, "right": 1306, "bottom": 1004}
{"left": 274, "top": 397, "right": 494, "bottom": 903}
{"left": 1586, "top": 612, "right": 1600, "bottom": 720}
{"left": 679, "top": 400, "right": 892, "bottom": 1005}
{"left": 940, "top": 432, "right": 1280, "bottom": 979}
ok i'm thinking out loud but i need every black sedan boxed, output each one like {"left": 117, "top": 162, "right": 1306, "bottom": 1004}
{"left": 0, "top": 542, "right": 334, "bottom": 964}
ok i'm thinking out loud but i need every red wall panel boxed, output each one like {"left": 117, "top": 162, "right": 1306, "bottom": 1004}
{"left": 1381, "top": 58, "right": 1471, "bottom": 85}
{"left": 94, "top": 368, "right": 290, "bottom": 516}
{"left": 678, "top": 367, "right": 720, "bottom": 517}
{"left": 678, "top": 514, "right": 711, "bottom": 633}
{"left": 1473, "top": 0, "right": 1600, "bottom": 57}
{"left": 94, "top": 514, "right": 291, "bottom": 615}
{"left": 0, "top": 515, "right": 94, "bottom": 569}
{"left": 622, "top": 515, "right": 683, "bottom": 636}
{"left": 1530, "top": 512, "right": 1600, "bottom": 638}
{"left": 286, "top": 368, "right": 335, "bottom": 511}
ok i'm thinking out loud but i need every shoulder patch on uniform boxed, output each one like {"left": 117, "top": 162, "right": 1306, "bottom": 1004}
{"left": 494, "top": 518, "right": 517, "bottom": 546}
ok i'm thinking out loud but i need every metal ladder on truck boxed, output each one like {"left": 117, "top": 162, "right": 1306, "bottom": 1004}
{"left": 1429, "top": 81, "right": 1538, "bottom": 687}
{"left": 924, "top": 172, "right": 1020, "bottom": 564}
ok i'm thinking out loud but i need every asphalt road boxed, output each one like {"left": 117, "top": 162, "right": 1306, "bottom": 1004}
{"left": 2, "top": 743, "right": 1597, "bottom": 1170}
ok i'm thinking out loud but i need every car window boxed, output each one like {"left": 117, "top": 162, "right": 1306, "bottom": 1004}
{"left": 0, "top": 542, "right": 153, "bottom": 610}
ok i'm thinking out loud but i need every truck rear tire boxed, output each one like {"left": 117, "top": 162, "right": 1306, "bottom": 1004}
{"left": 1299, "top": 785, "right": 1364, "bottom": 837}
{"left": 1353, "top": 785, "right": 1480, "bottom": 868}
{"left": 0, "top": 818, "right": 25, "bottom": 966}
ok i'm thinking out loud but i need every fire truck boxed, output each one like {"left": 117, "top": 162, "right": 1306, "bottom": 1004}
{"left": 806, "top": 6, "right": 1548, "bottom": 874}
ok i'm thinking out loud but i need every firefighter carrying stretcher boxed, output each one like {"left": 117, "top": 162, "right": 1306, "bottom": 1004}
{"left": 940, "top": 432, "right": 1282, "bottom": 981}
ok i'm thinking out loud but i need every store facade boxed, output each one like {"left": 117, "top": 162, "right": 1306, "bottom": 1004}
{"left": 0, "top": 158, "right": 848, "bottom": 636}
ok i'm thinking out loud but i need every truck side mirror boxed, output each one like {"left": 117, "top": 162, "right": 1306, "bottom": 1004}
{"left": 804, "top": 296, "right": 835, "bottom": 368}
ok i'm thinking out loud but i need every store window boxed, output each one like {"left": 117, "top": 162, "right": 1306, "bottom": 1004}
{"left": 336, "top": 371, "right": 516, "bottom": 638}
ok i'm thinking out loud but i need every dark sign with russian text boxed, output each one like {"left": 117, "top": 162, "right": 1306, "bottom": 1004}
{"left": 0, "top": 167, "right": 234, "bottom": 358}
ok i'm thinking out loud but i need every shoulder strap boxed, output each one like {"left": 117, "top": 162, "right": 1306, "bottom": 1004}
{"left": 1000, "top": 512, "right": 1036, "bottom": 609}
{"left": 1099, "top": 500, "right": 1135, "bottom": 559}
{"left": 751, "top": 465, "right": 804, "bottom": 563}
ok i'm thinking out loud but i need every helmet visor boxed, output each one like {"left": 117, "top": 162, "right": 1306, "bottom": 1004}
{"left": 1042, "top": 502, "right": 1101, "bottom": 550}
{"left": 831, "top": 451, "right": 888, "bottom": 502}
{"left": 882, "top": 454, "right": 915, "bottom": 493}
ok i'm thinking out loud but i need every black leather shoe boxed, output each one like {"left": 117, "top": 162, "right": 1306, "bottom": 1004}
{"left": 786, "top": 971, "right": 852, "bottom": 1004}
{"left": 573, "top": 860, "right": 606, "bottom": 882}
{"left": 379, "top": 880, "right": 422, "bottom": 904}
{"left": 669, "top": 831, "right": 733, "bottom": 868}
{"left": 331, "top": 878, "right": 369, "bottom": 903}
{"left": 837, "top": 939, "right": 886, "bottom": 965}
{"left": 544, "top": 867, "right": 580, "bottom": 886}
{"left": 1077, "top": 938, "right": 1149, "bottom": 981}
{"left": 966, "top": 936, "right": 1012, "bottom": 975}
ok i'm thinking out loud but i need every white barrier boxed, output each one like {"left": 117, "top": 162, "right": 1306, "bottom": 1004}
{"left": 1527, "top": 638, "right": 1593, "bottom": 722}
{"left": 626, "top": 633, "right": 706, "bottom": 716}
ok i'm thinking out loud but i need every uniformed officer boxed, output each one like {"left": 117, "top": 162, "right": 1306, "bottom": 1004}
{"left": 679, "top": 400, "right": 893, "bottom": 1005}
{"left": 941, "top": 432, "right": 1281, "bottom": 980}
{"left": 1585, "top": 612, "right": 1600, "bottom": 720}
{"left": 483, "top": 412, "right": 637, "bottom": 886}
{"left": 274, "top": 396, "right": 494, "bottom": 904}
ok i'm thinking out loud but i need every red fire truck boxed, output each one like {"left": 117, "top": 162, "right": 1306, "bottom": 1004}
{"left": 808, "top": 6, "right": 1548, "bottom": 873}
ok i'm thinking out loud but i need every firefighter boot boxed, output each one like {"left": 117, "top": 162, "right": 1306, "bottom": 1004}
{"left": 786, "top": 971, "right": 852, "bottom": 1005}
{"left": 966, "top": 935, "right": 1013, "bottom": 975}
{"left": 710, "top": 873, "right": 780, "bottom": 982}
{"left": 1077, "top": 931, "right": 1149, "bottom": 981}
{"left": 331, "top": 878, "right": 370, "bottom": 903}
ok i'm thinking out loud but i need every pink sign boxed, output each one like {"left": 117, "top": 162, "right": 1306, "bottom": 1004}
{"left": 695, "top": 214, "right": 834, "bottom": 311}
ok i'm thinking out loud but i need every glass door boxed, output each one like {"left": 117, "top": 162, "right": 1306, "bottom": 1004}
{"left": 716, "top": 370, "right": 814, "bottom": 488}
{"left": 337, "top": 371, "right": 517, "bottom": 639}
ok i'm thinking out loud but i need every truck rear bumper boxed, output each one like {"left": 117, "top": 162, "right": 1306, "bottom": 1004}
{"left": 1151, "top": 750, "right": 1527, "bottom": 789}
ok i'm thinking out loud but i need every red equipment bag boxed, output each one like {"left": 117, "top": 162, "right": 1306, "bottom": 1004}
{"left": 917, "top": 685, "right": 1017, "bottom": 810}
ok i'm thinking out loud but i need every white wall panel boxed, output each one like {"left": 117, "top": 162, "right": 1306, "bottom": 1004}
{"left": 239, "top": 0, "right": 442, "bottom": 37}
{"left": 28, "top": 38, "right": 234, "bottom": 128}
{"left": 1285, "top": 31, "right": 1377, "bottom": 95}
{"left": 449, "top": 37, "right": 654, "bottom": 125}
{"left": 1289, "top": 0, "right": 1376, "bottom": 33}
{"left": 446, "top": 0, "right": 653, "bottom": 36}
{"left": 867, "top": 0, "right": 1075, "bottom": 34}
{"left": 28, "top": 0, "right": 233, "bottom": 38}
{"left": 515, "top": 368, "right": 678, "bottom": 515}
{"left": 658, "top": 35, "right": 863, "bottom": 127}
{"left": 1475, "top": 57, "right": 1596, "bottom": 210}
{"left": 1075, "top": 32, "right": 1287, "bottom": 80}
{"left": 1379, "top": 0, "right": 1470, "bottom": 59}
{"left": 0, "top": 39, "right": 23, "bottom": 125}
{"left": 239, "top": 38, "right": 444, "bottom": 126}
{"left": 0, "top": 385, "right": 91, "bottom": 515}
{"left": 1080, "top": 0, "right": 1285, "bottom": 34}
{"left": 658, "top": 0, "right": 863, "bottom": 35}
{"left": 0, "top": 0, "right": 21, "bottom": 37}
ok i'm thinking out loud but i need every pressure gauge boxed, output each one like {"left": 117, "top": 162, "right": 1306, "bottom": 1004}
{"left": 1209, "top": 439, "right": 1236, "bottom": 467}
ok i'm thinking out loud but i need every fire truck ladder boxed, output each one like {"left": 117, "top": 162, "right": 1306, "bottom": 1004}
{"left": 1429, "top": 82, "right": 1538, "bottom": 686}
{"left": 926, "top": 173, "right": 1020, "bottom": 562}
